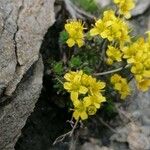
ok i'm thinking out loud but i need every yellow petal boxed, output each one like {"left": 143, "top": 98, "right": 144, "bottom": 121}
{"left": 124, "top": 12, "right": 131, "bottom": 19}
{"left": 94, "top": 103, "right": 100, "bottom": 109}
{"left": 83, "top": 97, "right": 92, "bottom": 107}
{"left": 66, "top": 38, "right": 75, "bottom": 47}
{"left": 80, "top": 112, "right": 88, "bottom": 120}
{"left": 143, "top": 70, "right": 150, "bottom": 78}
{"left": 76, "top": 39, "right": 84, "bottom": 47}
{"left": 90, "top": 28, "right": 99, "bottom": 36}
{"left": 114, "top": 0, "right": 120, "bottom": 3}
{"left": 71, "top": 91, "right": 78, "bottom": 101}
{"left": 73, "top": 111, "right": 80, "bottom": 120}
{"left": 137, "top": 80, "right": 150, "bottom": 92}
{"left": 115, "top": 83, "right": 122, "bottom": 90}
{"left": 87, "top": 105, "right": 97, "bottom": 115}
{"left": 79, "top": 86, "right": 88, "bottom": 94}
{"left": 73, "top": 99, "right": 80, "bottom": 107}
{"left": 99, "top": 81, "right": 106, "bottom": 89}
{"left": 64, "top": 73, "right": 72, "bottom": 81}
{"left": 64, "top": 82, "right": 71, "bottom": 90}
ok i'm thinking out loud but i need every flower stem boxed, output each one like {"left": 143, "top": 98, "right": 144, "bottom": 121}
{"left": 93, "top": 64, "right": 130, "bottom": 76}
{"left": 70, "top": 119, "right": 79, "bottom": 136}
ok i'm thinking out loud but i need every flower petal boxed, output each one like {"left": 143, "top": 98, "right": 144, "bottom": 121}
{"left": 79, "top": 86, "right": 88, "bottom": 94}
{"left": 66, "top": 38, "right": 75, "bottom": 47}
{"left": 80, "top": 112, "right": 88, "bottom": 120}
{"left": 73, "top": 111, "right": 80, "bottom": 120}
{"left": 71, "top": 91, "right": 78, "bottom": 101}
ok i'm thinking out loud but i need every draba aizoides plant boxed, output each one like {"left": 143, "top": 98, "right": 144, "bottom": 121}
{"left": 51, "top": 0, "right": 150, "bottom": 144}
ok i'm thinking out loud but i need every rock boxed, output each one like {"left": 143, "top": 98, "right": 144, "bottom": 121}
{"left": 132, "top": 0, "right": 150, "bottom": 16}
{"left": 0, "top": 56, "right": 44, "bottom": 150}
{"left": 96, "top": 0, "right": 111, "bottom": 7}
{"left": 0, "top": 0, "right": 55, "bottom": 149}
{"left": 81, "top": 142, "right": 113, "bottom": 150}
{"left": 110, "top": 80, "right": 150, "bottom": 150}
{"left": 127, "top": 130, "right": 150, "bottom": 150}
{"left": 0, "top": 0, "right": 55, "bottom": 96}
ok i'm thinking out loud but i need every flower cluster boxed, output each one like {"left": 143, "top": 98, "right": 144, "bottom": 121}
{"left": 111, "top": 74, "right": 131, "bottom": 99}
{"left": 122, "top": 34, "right": 150, "bottom": 91}
{"left": 114, "top": 0, "right": 135, "bottom": 19}
{"left": 65, "top": 20, "right": 85, "bottom": 48}
{"left": 90, "top": 10, "right": 130, "bottom": 43}
{"left": 64, "top": 70, "right": 106, "bottom": 120}
{"left": 106, "top": 45, "right": 123, "bottom": 65}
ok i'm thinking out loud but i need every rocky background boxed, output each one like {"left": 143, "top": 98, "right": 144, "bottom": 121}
{"left": 0, "top": 0, "right": 150, "bottom": 150}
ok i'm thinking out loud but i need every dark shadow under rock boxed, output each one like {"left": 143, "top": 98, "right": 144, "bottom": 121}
{"left": 15, "top": 88, "right": 71, "bottom": 150}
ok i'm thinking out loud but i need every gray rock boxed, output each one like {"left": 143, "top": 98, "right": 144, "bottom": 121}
{"left": 96, "top": 0, "right": 111, "bottom": 7}
{"left": 81, "top": 142, "right": 113, "bottom": 150}
{"left": 0, "top": 0, "right": 55, "bottom": 96}
{"left": 0, "top": 0, "right": 55, "bottom": 149}
{"left": 0, "top": 56, "right": 44, "bottom": 150}
{"left": 110, "top": 80, "right": 150, "bottom": 150}
{"left": 132, "top": 0, "right": 150, "bottom": 16}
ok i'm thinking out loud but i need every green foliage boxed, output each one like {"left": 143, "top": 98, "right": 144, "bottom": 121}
{"left": 71, "top": 0, "right": 99, "bottom": 13}
{"left": 59, "top": 30, "right": 69, "bottom": 45}
{"left": 82, "top": 66, "right": 93, "bottom": 74}
{"left": 52, "top": 61, "right": 64, "bottom": 75}
{"left": 69, "top": 56, "right": 82, "bottom": 68}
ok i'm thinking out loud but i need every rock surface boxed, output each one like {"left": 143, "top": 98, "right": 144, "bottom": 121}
{"left": 110, "top": 81, "right": 150, "bottom": 150}
{"left": 0, "top": 0, "right": 55, "bottom": 149}
{"left": 0, "top": 56, "right": 43, "bottom": 150}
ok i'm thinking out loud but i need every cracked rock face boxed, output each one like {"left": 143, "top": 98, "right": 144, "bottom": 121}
{"left": 0, "top": 0, "right": 55, "bottom": 149}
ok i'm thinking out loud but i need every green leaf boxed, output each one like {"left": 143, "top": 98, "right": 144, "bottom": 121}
{"left": 71, "top": 0, "right": 99, "bottom": 13}
{"left": 82, "top": 66, "right": 93, "bottom": 74}
{"left": 59, "top": 30, "right": 69, "bottom": 45}
{"left": 69, "top": 56, "right": 82, "bottom": 68}
{"left": 53, "top": 62, "right": 63, "bottom": 75}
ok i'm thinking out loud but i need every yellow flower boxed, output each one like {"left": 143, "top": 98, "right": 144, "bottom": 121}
{"left": 73, "top": 100, "right": 88, "bottom": 120}
{"left": 84, "top": 94, "right": 106, "bottom": 109}
{"left": 90, "top": 19, "right": 105, "bottom": 36}
{"left": 64, "top": 70, "right": 106, "bottom": 120}
{"left": 122, "top": 34, "right": 150, "bottom": 92}
{"left": 106, "top": 45, "right": 123, "bottom": 65}
{"left": 87, "top": 105, "right": 97, "bottom": 115}
{"left": 88, "top": 78, "right": 106, "bottom": 96}
{"left": 81, "top": 74, "right": 93, "bottom": 87}
{"left": 111, "top": 74, "right": 131, "bottom": 99}
{"left": 122, "top": 38, "right": 147, "bottom": 64}
{"left": 64, "top": 71, "right": 88, "bottom": 101}
{"left": 90, "top": 10, "right": 130, "bottom": 43}
{"left": 65, "top": 20, "right": 84, "bottom": 47}
{"left": 114, "top": 0, "right": 135, "bottom": 19}
{"left": 137, "top": 79, "right": 150, "bottom": 92}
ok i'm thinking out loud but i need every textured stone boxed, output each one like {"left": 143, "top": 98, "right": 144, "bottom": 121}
{"left": 81, "top": 142, "right": 113, "bottom": 150}
{"left": 0, "top": 56, "right": 44, "bottom": 150}
{"left": 96, "top": 0, "right": 111, "bottom": 7}
{"left": 110, "top": 80, "right": 150, "bottom": 150}
{"left": 0, "top": 0, "right": 55, "bottom": 149}
{"left": 0, "top": 0, "right": 55, "bottom": 96}
{"left": 132, "top": 0, "right": 150, "bottom": 16}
